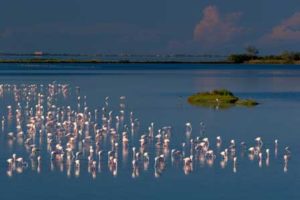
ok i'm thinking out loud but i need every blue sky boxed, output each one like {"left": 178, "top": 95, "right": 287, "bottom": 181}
{"left": 1, "top": 0, "right": 300, "bottom": 54}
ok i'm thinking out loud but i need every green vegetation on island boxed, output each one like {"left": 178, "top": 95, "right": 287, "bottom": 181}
{"left": 228, "top": 46, "right": 300, "bottom": 64}
{"left": 188, "top": 89, "right": 259, "bottom": 109}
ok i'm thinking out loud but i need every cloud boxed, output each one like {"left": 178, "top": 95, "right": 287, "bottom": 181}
{"left": 265, "top": 12, "right": 300, "bottom": 41}
{"left": 193, "top": 5, "right": 244, "bottom": 46}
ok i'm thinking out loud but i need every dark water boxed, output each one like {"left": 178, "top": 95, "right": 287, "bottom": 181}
{"left": 0, "top": 64, "right": 299, "bottom": 200}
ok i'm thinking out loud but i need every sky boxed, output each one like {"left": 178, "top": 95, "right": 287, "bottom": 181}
{"left": 0, "top": 0, "right": 300, "bottom": 55}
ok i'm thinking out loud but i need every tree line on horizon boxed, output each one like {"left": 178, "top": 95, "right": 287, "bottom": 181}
{"left": 228, "top": 46, "right": 300, "bottom": 64}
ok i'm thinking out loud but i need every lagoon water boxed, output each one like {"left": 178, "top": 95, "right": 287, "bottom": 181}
{"left": 0, "top": 63, "right": 299, "bottom": 200}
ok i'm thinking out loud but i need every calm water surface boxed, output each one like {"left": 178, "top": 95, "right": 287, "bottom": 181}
{"left": 0, "top": 64, "right": 299, "bottom": 200}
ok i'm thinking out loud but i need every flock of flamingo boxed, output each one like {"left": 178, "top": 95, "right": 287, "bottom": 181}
{"left": 0, "top": 83, "right": 291, "bottom": 179}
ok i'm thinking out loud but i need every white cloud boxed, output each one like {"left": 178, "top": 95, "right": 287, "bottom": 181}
{"left": 193, "top": 5, "right": 244, "bottom": 46}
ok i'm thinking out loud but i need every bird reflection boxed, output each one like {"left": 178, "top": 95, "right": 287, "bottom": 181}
{"left": 0, "top": 83, "right": 292, "bottom": 179}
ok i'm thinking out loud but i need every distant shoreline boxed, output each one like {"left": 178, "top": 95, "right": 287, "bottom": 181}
{"left": 0, "top": 59, "right": 299, "bottom": 65}
{"left": 1, "top": 50, "right": 300, "bottom": 65}
{"left": 0, "top": 59, "right": 232, "bottom": 64}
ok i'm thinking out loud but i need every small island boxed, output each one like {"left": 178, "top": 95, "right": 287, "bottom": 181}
{"left": 188, "top": 89, "right": 259, "bottom": 109}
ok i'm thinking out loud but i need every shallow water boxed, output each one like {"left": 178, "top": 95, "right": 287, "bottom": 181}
{"left": 0, "top": 64, "right": 299, "bottom": 200}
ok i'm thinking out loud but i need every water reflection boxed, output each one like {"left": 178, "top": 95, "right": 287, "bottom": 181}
{"left": 0, "top": 83, "right": 291, "bottom": 179}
